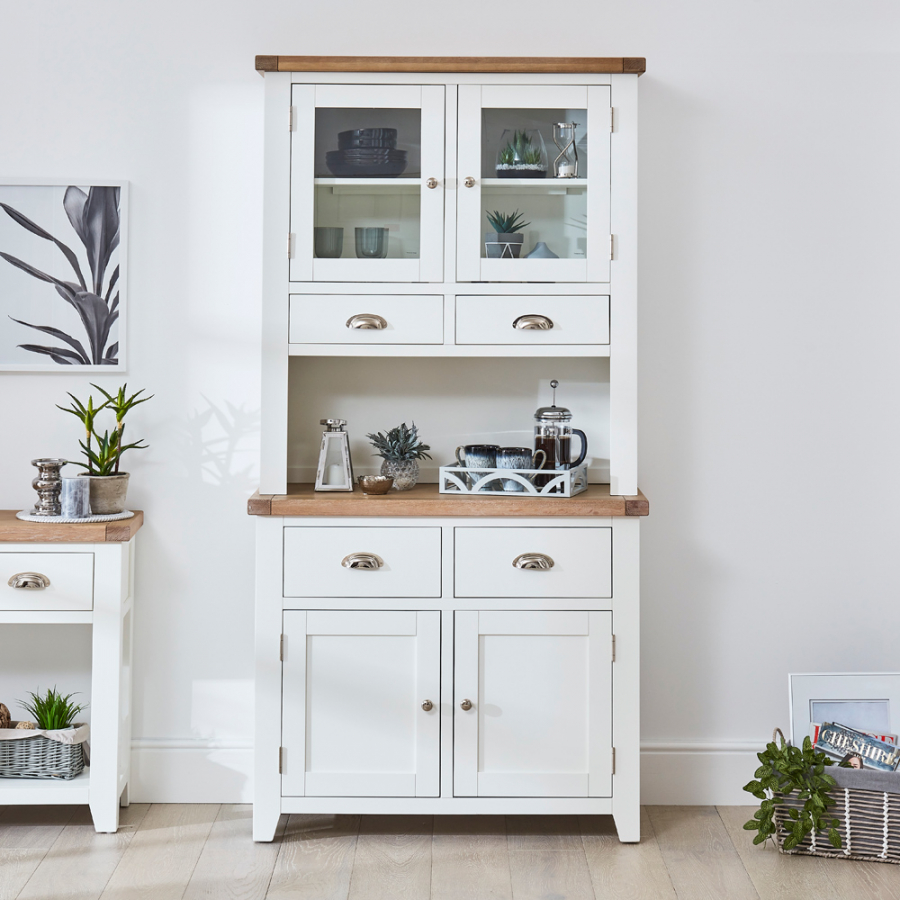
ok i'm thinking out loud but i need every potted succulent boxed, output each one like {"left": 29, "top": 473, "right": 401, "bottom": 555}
{"left": 485, "top": 209, "right": 530, "bottom": 259}
{"left": 58, "top": 383, "right": 153, "bottom": 514}
{"left": 495, "top": 129, "right": 548, "bottom": 178}
{"left": 366, "top": 422, "right": 432, "bottom": 491}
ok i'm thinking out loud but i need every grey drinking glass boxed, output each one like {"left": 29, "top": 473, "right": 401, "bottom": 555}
{"left": 355, "top": 227, "right": 388, "bottom": 259}
{"left": 314, "top": 227, "right": 344, "bottom": 258}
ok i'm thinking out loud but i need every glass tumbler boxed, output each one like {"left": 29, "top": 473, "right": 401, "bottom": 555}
{"left": 355, "top": 227, "right": 388, "bottom": 259}
{"left": 314, "top": 227, "right": 344, "bottom": 258}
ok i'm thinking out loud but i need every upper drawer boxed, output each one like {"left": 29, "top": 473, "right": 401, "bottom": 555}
{"left": 284, "top": 527, "right": 442, "bottom": 598}
{"left": 289, "top": 295, "right": 443, "bottom": 344}
{"left": 454, "top": 527, "right": 611, "bottom": 599}
{"left": 455, "top": 296, "right": 609, "bottom": 345}
{"left": 0, "top": 552, "right": 94, "bottom": 611}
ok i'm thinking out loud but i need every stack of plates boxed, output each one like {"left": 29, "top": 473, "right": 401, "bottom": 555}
{"left": 326, "top": 129, "right": 408, "bottom": 177}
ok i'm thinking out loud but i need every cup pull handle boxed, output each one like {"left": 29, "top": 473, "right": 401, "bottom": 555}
{"left": 8, "top": 572, "right": 51, "bottom": 590}
{"left": 513, "top": 314, "right": 554, "bottom": 331}
{"left": 346, "top": 314, "right": 387, "bottom": 330}
{"left": 341, "top": 553, "right": 384, "bottom": 570}
{"left": 512, "top": 553, "right": 554, "bottom": 570}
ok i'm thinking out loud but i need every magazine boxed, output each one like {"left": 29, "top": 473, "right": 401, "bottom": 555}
{"left": 814, "top": 722, "right": 900, "bottom": 772}
{"left": 810, "top": 723, "right": 898, "bottom": 746}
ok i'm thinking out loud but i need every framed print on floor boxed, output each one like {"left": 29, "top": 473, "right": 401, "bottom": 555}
{"left": 789, "top": 672, "right": 900, "bottom": 745}
{"left": 0, "top": 179, "right": 127, "bottom": 371}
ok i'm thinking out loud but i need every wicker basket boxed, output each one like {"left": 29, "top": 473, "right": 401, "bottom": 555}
{"left": 0, "top": 724, "right": 86, "bottom": 780}
{"left": 770, "top": 728, "right": 900, "bottom": 864}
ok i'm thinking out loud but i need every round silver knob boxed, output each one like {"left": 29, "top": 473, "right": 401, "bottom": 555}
{"left": 8, "top": 572, "right": 50, "bottom": 590}
{"left": 341, "top": 553, "right": 384, "bottom": 570}
{"left": 426, "top": 177, "right": 438, "bottom": 189}
{"left": 513, "top": 314, "right": 554, "bottom": 331}
{"left": 512, "top": 553, "right": 554, "bottom": 570}
{"left": 421, "top": 700, "right": 434, "bottom": 711}
{"left": 464, "top": 176, "right": 476, "bottom": 188}
{"left": 460, "top": 699, "right": 473, "bottom": 711}
{"left": 346, "top": 314, "right": 387, "bottom": 330}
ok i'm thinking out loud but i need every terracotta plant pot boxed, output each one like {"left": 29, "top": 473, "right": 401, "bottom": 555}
{"left": 78, "top": 473, "right": 130, "bottom": 515}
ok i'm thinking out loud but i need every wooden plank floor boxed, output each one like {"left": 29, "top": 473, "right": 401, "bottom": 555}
{"left": 2, "top": 805, "right": 899, "bottom": 899}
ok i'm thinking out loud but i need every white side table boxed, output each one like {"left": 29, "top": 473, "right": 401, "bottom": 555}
{"left": 0, "top": 510, "right": 143, "bottom": 832}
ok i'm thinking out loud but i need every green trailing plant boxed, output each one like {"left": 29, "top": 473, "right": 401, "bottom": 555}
{"left": 18, "top": 687, "right": 87, "bottom": 730}
{"left": 58, "top": 383, "right": 153, "bottom": 475}
{"left": 366, "top": 422, "right": 432, "bottom": 462}
{"left": 743, "top": 733, "right": 843, "bottom": 850}
{"left": 486, "top": 209, "right": 531, "bottom": 234}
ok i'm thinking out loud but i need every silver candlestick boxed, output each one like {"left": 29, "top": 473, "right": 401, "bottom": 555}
{"left": 30, "top": 458, "right": 68, "bottom": 516}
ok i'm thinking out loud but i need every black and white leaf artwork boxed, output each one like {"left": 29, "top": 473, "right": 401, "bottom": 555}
{"left": 0, "top": 185, "right": 121, "bottom": 366}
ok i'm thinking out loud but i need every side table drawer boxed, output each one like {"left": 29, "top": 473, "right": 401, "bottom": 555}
{"left": 0, "top": 552, "right": 94, "bottom": 611}
{"left": 290, "top": 295, "right": 443, "bottom": 344}
{"left": 284, "top": 527, "right": 442, "bottom": 598}
{"left": 456, "top": 295, "right": 609, "bottom": 345}
{"left": 454, "top": 527, "right": 611, "bottom": 599}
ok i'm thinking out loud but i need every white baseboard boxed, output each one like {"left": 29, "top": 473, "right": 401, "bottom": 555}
{"left": 129, "top": 739, "right": 761, "bottom": 806}
{"left": 640, "top": 742, "right": 760, "bottom": 805}
{"left": 130, "top": 740, "right": 253, "bottom": 803}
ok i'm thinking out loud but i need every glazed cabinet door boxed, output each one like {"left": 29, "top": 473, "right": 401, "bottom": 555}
{"left": 454, "top": 610, "right": 612, "bottom": 797}
{"left": 290, "top": 84, "right": 445, "bottom": 283}
{"left": 282, "top": 610, "right": 440, "bottom": 797}
{"left": 457, "top": 84, "right": 611, "bottom": 283}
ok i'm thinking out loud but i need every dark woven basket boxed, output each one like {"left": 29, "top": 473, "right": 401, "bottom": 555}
{"left": 0, "top": 732, "right": 85, "bottom": 780}
{"left": 770, "top": 728, "right": 900, "bottom": 864}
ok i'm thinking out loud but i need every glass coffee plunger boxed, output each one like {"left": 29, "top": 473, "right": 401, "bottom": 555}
{"left": 533, "top": 379, "right": 588, "bottom": 487}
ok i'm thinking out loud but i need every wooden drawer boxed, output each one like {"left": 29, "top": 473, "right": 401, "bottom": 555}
{"left": 0, "top": 552, "right": 94, "bottom": 611}
{"left": 455, "top": 295, "right": 609, "bottom": 345}
{"left": 289, "top": 295, "right": 443, "bottom": 344}
{"left": 454, "top": 527, "right": 611, "bottom": 599}
{"left": 284, "top": 527, "right": 441, "bottom": 598}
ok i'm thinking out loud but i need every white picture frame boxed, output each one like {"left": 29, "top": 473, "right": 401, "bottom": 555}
{"left": 789, "top": 672, "right": 900, "bottom": 745}
{"left": 0, "top": 178, "right": 127, "bottom": 371}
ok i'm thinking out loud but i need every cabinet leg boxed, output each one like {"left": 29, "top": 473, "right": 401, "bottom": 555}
{"left": 613, "top": 806, "right": 641, "bottom": 843}
{"left": 90, "top": 797, "right": 121, "bottom": 833}
{"left": 253, "top": 807, "right": 282, "bottom": 842}
{"left": 120, "top": 782, "right": 130, "bottom": 808}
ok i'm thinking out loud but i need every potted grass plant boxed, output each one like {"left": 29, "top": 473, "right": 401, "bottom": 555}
{"left": 366, "top": 422, "right": 432, "bottom": 491}
{"left": 485, "top": 209, "right": 530, "bottom": 259}
{"left": 495, "top": 129, "right": 548, "bottom": 178}
{"left": 58, "top": 383, "right": 153, "bottom": 514}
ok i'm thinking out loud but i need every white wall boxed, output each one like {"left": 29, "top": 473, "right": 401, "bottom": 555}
{"left": 1, "top": 0, "right": 899, "bottom": 804}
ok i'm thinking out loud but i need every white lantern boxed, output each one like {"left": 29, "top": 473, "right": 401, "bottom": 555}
{"left": 314, "top": 418, "right": 354, "bottom": 491}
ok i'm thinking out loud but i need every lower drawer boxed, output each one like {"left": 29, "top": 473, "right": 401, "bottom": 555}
{"left": 0, "top": 552, "right": 94, "bottom": 611}
{"left": 284, "top": 527, "right": 442, "bottom": 598}
{"left": 454, "top": 527, "right": 611, "bottom": 599}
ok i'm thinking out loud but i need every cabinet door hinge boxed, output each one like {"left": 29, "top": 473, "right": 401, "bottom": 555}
{"left": 278, "top": 746, "right": 283, "bottom": 774}
{"left": 288, "top": 106, "right": 294, "bottom": 131}
{"left": 280, "top": 634, "right": 284, "bottom": 661}
{"left": 609, "top": 107, "right": 614, "bottom": 132}
{"left": 612, "top": 634, "right": 616, "bottom": 663}
{"left": 287, "top": 233, "right": 292, "bottom": 259}
{"left": 612, "top": 747, "right": 616, "bottom": 775}
{"left": 609, "top": 234, "right": 615, "bottom": 260}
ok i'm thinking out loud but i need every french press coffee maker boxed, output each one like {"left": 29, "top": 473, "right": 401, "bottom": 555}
{"left": 533, "top": 380, "right": 588, "bottom": 486}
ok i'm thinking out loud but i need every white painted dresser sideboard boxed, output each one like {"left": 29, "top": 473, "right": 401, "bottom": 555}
{"left": 249, "top": 56, "right": 647, "bottom": 843}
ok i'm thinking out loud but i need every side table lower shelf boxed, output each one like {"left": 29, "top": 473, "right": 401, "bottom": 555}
{"left": 0, "top": 769, "right": 91, "bottom": 805}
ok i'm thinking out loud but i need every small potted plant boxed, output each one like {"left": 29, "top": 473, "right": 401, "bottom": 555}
{"left": 366, "top": 422, "right": 432, "bottom": 491}
{"left": 58, "top": 383, "right": 153, "bottom": 514}
{"left": 485, "top": 209, "right": 530, "bottom": 259}
{"left": 0, "top": 688, "right": 89, "bottom": 780}
{"left": 495, "top": 129, "right": 548, "bottom": 178}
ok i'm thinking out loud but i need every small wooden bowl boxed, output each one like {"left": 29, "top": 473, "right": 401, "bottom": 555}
{"left": 358, "top": 475, "right": 394, "bottom": 494}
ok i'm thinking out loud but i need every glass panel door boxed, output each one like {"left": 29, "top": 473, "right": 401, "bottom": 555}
{"left": 457, "top": 85, "right": 610, "bottom": 283}
{"left": 290, "top": 84, "right": 445, "bottom": 283}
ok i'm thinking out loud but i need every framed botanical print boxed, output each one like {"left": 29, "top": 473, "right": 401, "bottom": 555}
{"left": 0, "top": 179, "right": 127, "bottom": 370}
